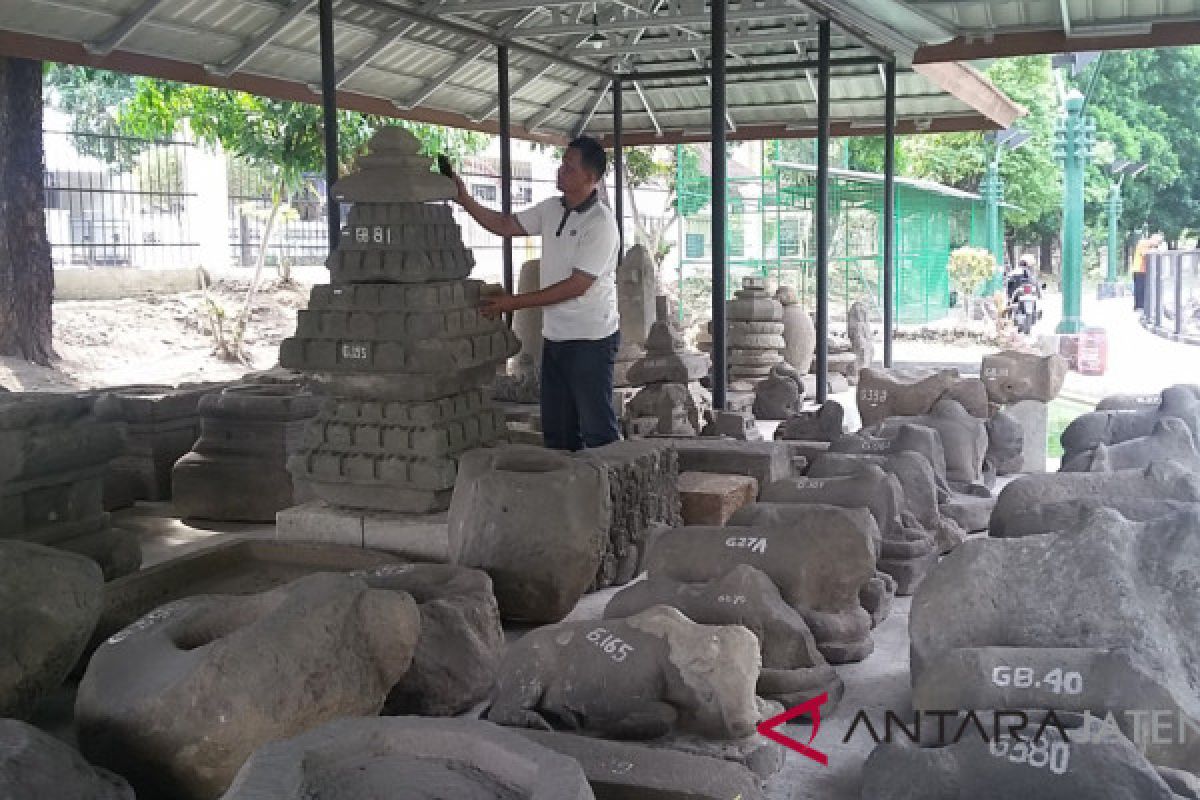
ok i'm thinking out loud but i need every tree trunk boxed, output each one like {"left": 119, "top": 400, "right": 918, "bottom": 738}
{"left": 0, "top": 57, "right": 54, "bottom": 365}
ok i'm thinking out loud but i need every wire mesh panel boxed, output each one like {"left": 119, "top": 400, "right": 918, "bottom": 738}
{"left": 43, "top": 130, "right": 199, "bottom": 269}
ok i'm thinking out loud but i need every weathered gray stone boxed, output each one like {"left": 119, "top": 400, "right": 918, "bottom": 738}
{"left": 488, "top": 606, "right": 760, "bottom": 741}
{"left": 222, "top": 717, "right": 594, "bottom": 800}
{"left": 650, "top": 508, "right": 877, "bottom": 663}
{"left": 1063, "top": 384, "right": 1200, "bottom": 454}
{"left": 1008, "top": 398, "right": 1049, "bottom": 473}
{"left": 330, "top": 126, "right": 457, "bottom": 203}
{"left": 448, "top": 446, "right": 611, "bottom": 622}
{"left": 626, "top": 317, "right": 708, "bottom": 386}
{"left": 775, "top": 401, "right": 844, "bottom": 442}
{"left": 847, "top": 300, "right": 874, "bottom": 373}
{"left": 700, "top": 410, "right": 763, "bottom": 441}
{"left": 911, "top": 507, "right": 1200, "bottom": 774}
{"left": 625, "top": 382, "right": 701, "bottom": 436}
{"left": 985, "top": 406, "right": 1026, "bottom": 476}
{"left": 857, "top": 366, "right": 989, "bottom": 428}
{"left": 990, "top": 461, "right": 1200, "bottom": 538}
{"left": 939, "top": 487, "right": 995, "bottom": 533}
{"left": 357, "top": 563, "right": 504, "bottom": 716}
{"left": 518, "top": 729, "right": 765, "bottom": 800}
{"left": 677, "top": 471, "right": 757, "bottom": 526}
{"left": 863, "top": 718, "right": 1190, "bottom": 799}
{"left": 776, "top": 286, "right": 816, "bottom": 374}
{"left": 1096, "top": 391, "right": 1167, "bottom": 411}
{"left": 830, "top": 424, "right": 950, "bottom": 486}
{"left": 874, "top": 399, "right": 989, "bottom": 487}
{"left": 605, "top": 565, "right": 844, "bottom": 709}
{"left": 275, "top": 501, "right": 449, "bottom": 561}
{"left": 981, "top": 350, "right": 1068, "bottom": 403}
{"left": 0, "top": 719, "right": 133, "bottom": 800}
{"left": 672, "top": 439, "right": 792, "bottom": 494}
{"left": 493, "top": 265, "right": 542, "bottom": 399}
{"left": 77, "top": 573, "right": 420, "bottom": 800}
{"left": 1062, "top": 418, "right": 1200, "bottom": 472}
{"left": 1, "top": 541, "right": 103, "bottom": 718}
{"left": 752, "top": 363, "right": 804, "bottom": 420}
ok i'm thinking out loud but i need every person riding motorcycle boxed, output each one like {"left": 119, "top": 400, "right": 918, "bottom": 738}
{"left": 1005, "top": 255, "right": 1042, "bottom": 333}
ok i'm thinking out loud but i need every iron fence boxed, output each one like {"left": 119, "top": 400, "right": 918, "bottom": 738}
{"left": 1143, "top": 250, "right": 1200, "bottom": 344}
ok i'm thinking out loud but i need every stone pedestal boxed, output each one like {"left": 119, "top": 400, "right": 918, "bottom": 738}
{"left": 624, "top": 297, "right": 710, "bottom": 436}
{"left": 726, "top": 277, "right": 785, "bottom": 389}
{"left": 275, "top": 501, "right": 449, "bottom": 562}
{"left": 613, "top": 244, "right": 658, "bottom": 387}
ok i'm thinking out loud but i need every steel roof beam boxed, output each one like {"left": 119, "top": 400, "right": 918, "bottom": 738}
{"left": 633, "top": 80, "right": 662, "bottom": 136}
{"left": 84, "top": 0, "right": 168, "bottom": 55}
{"left": 208, "top": 0, "right": 316, "bottom": 77}
{"left": 507, "top": 4, "right": 806, "bottom": 36}
{"left": 336, "top": 20, "right": 420, "bottom": 87}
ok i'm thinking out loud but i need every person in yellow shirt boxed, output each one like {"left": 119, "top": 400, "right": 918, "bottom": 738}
{"left": 1131, "top": 233, "right": 1164, "bottom": 310}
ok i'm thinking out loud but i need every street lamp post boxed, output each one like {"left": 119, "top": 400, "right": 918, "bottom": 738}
{"left": 1053, "top": 89, "right": 1096, "bottom": 335}
{"left": 981, "top": 128, "right": 1031, "bottom": 271}
{"left": 1102, "top": 159, "right": 1147, "bottom": 295}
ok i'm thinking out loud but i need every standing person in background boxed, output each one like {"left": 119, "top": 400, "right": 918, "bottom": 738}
{"left": 1130, "top": 233, "right": 1163, "bottom": 312}
{"left": 450, "top": 136, "right": 621, "bottom": 452}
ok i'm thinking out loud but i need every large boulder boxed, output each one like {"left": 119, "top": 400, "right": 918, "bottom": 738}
{"left": 830, "top": 423, "right": 950, "bottom": 488}
{"left": 1062, "top": 384, "right": 1200, "bottom": 455}
{"left": 0, "top": 719, "right": 133, "bottom": 800}
{"left": 487, "top": 605, "right": 760, "bottom": 741}
{"left": 358, "top": 563, "right": 504, "bottom": 716}
{"left": 448, "top": 445, "right": 611, "bottom": 623}
{"left": 990, "top": 461, "right": 1200, "bottom": 538}
{"left": 1061, "top": 418, "right": 1200, "bottom": 473}
{"left": 862, "top": 718, "right": 1191, "bottom": 799}
{"left": 911, "top": 508, "right": 1200, "bottom": 775}
{"left": 649, "top": 508, "right": 877, "bottom": 663}
{"left": 605, "top": 565, "right": 844, "bottom": 708}
{"left": 221, "top": 717, "right": 594, "bottom": 800}
{"left": 873, "top": 399, "right": 988, "bottom": 487}
{"left": 76, "top": 573, "right": 420, "bottom": 800}
{"left": 1, "top": 541, "right": 103, "bottom": 718}
{"left": 981, "top": 350, "right": 1068, "bottom": 404}
{"left": 857, "top": 367, "right": 988, "bottom": 428}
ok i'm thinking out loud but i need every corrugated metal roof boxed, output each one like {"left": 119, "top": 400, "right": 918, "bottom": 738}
{"left": 0, "top": 0, "right": 1026, "bottom": 143}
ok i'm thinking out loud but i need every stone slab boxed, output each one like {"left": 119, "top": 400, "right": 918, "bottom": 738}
{"left": 276, "top": 501, "right": 448, "bottom": 562}
{"left": 678, "top": 471, "right": 758, "bottom": 526}
{"left": 672, "top": 439, "right": 793, "bottom": 497}
{"left": 939, "top": 491, "right": 995, "bottom": 534}
{"left": 1008, "top": 399, "right": 1049, "bottom": 473}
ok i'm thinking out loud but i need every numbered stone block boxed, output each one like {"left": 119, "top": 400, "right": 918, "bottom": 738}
{"left": 487, "top": 606, "right": 760, "bottom": 741}
{"left": 0, "top": 720, "right": 133, "bottom": 800}
{"left": 279, "top": 326, "right": 519, "bottom": 374}
{"left": 990, "top": 461, "right": 1200, "bottom": 538}
{"left": 357, "top": 563, "right": 504, "bottom": 717}
{"left": 448, "top": 446, "right": 611, "bottom": 623}
{"left": 605, "top": 565, "right": 843, "bottom": 709}
{"left": 1061, "top": 418, "right": 1200, "bottom": 473}
{"left": 832, "top": 423, "right": 950, "bottom": 486}
{"left": 872, "top": 399, "right": 989, "bottom": 488}
{"left": 857, "top": 366, "right": 988, "bottom": 428}
{"left": 1063, "top": 384, "right": 1200, "bottom": 455}
{"left": 76, "top": 573, "right": 420, "bottom": 800}
{"left": 911, "top": 507, "right": 1200, "bottom": 774}
{"left": 678, "top": 471, "right": 758, "bottom": 526}
{"left": 981, "top": 350, "right": 1068, "bottom": 404}
{"left": 303, "top": 407, "right": 506, "bottom": 458}
{"left": 646, "top": 509, "right": 877, "bottom": 663}
{"left": 1, "top": 541, "right": 103, "bottom": 718}
{"left": 672, "top": 440, "right": 791, "bottom": 494}
{"left": 222, "top": 717, "right": 594, "bottom": 800}
{"left": 862, "top": 718, "right": 1189, "bottom": 799}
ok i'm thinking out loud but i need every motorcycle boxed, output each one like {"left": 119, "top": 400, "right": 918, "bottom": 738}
{"left": 1007, "top": 278, "right": 1043, "bottom": 335}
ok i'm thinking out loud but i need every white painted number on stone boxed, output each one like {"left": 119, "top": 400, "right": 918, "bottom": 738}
{"left": 586, "top": 627, "right": 635, "bottom": 662}
{"left": 610, "top": 761, "right": 635, "bottom": 775}
{"left": 989, "top": 737, "right": 1070, "bottom": 775}
{"left": 861, "top": 388, "right": 888, "bottom": 404}
{"left": 108, "top": 605, "right": 179, "bottom": 645}
{"left": 984, "top": 367, "right": 1010, "bottom": 378}
{"left": 725, "top": 536, "right": 768, "bottom": 554}
{"left": 355, "top": 225, "right": 393, "bottom": 245}
{"left": 717, "top": 594, "right": 747, "bottom": 605}
{"left": 794, "top": 478, "right": 826, "bottom": 489}
{"left": 341, "top": 343, "right": 370, "bottom": 361}
{"left": 991, "top": 666, "right": 1084, "bottom": 695}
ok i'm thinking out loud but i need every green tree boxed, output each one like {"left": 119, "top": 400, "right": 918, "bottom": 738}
{"left": 622, "top": 145, "right": 677, "bottom": 273}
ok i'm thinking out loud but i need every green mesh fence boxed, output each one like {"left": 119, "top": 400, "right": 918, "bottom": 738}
{"left": 675, "top": 143, "right": 991, "bottom": 325}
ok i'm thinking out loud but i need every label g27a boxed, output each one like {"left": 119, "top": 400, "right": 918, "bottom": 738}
{"left": 725, "top": 536, "right": 767, "bottom": 554}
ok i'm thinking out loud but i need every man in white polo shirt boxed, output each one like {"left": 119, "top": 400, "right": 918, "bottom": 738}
{"left": 451, "top": 136, "right": 621, "bottom": 451}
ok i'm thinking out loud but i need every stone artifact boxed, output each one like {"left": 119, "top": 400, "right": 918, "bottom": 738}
{"left": 280, "top": 127, "right": 518, "bottom": 515}
{"left": 645, "top": 509, "right": 877, "bottom": 663}
{"left": 672, "top": 439, "right": 791, "bottom": 493}
{"left": 1063, "top": 384, "right": 1200, "bottom": 455}
{"left": 763, "top": 467, "right": 938, "bottom": 595}
{"left": 1, "top": 541, "right": 103, "bottom": 718}
{"left": 358, "top": 562, "right": 504, "bottom": 717}
{"left": 752, "top": 363, "right": 805, "bottom": 420}
{"left": 911, "top": 507, "right": 1200, "bottom": 775}
{"left": 774, "top": 400, "right": 844, "bottom": 442}
{"left": 624, "top": 297, "right": 709, "bottom": 436}
{"left": 76, "top": 573, "right": 420, "bottom": 800}
{"left": 873, "top": 398, "right": 989, "bottom": 487}
{"left": 487, "top": 605, "right": 760, "bottom": 740}
{"left": 1006, "top": 398, "right": 1050, "bottom": 473}
{"left": 518, "top": 729, "right": 765, "bottom": 800}
{"left": 492, "top": 258, "right": 543, "bottom": 403}
{"left": 588, "top": 440, "right": 682, "bottom": 588}
{"left": 847, "top": 299, "right": 875, "bottom": 373}
{"left": 981, "top": 350, "right": 1068, "bottom": 404}
{"left": 448, "top": 445, "right": 611, "bottom": 622}
{"left": 221, "top": 717, "right": 594, "bottom": 800}
{"left": 831, "top": 423, "right": 950, "bottom": 486}
{"left": 990, "top": 461, "right": 1200, "bottom": 538}
{"left": 0, "top": 719, "right": 133, "bottom": 800}
{"left": 1061, "top": 418, "right": 1200, "bottom": 472}
{"left": 0, "top": 392, "right": 138, "bottom": 578}
{"left": 862, "top": 717, "right": 1193, "bottom": 799}
{"left": 613, "top": 244, "right": 659, "bottom": 387}
{"left": 985, "top": 406, "right": 1026, "bottom": 476}
{"left": 857, "top": 366, "right": 988, "bottom": 428}
{"left": 726, "top": 277, "right": 785, "bottom": 389}
{"left": 700, "top": 409, "right": 763, "bottom": 441}
{"left": 677, "top": 471, "right": 758, "bottom": 526}
{"left": 1096, "top": 391, "right": 1168, "bottom": 411}
{"left": 172, "top": 383, "right": 320, "bottom": 522}
{"left": 605, "top": 565, "right": 844, "bottom": 708}
{"left": 91, "top": 382, "right": 223, "bottom": 509}
{"left": 776, "top": 285, "right": 816, "bottom": 374}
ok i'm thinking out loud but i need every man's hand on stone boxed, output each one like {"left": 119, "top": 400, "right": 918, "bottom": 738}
{"left": 480, "top": 293, "right": 518, "bottom": 319}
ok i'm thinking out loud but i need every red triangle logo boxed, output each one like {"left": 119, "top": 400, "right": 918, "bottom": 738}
{"left": 756, "top": 692, "right": 829, "bottom": 766}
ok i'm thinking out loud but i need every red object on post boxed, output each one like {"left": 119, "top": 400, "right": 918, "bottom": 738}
{"left": 1077, "top": 327, "right": 1108, "bottom": 375}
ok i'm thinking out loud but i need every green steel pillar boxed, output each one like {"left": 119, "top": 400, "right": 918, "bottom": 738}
{"left": 980, "top": 158, "right": 1004, "bottom": 268}
{"left": 1106, "top": 180, "right": 1123, "bottom": 283}
{"left": 1054, "top": 90, "right": 1095, "bottom": 334}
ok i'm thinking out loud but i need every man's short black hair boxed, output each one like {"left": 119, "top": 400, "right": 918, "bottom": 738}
{"left": 567, "top": 136, "right": 607, "bottom": 180}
